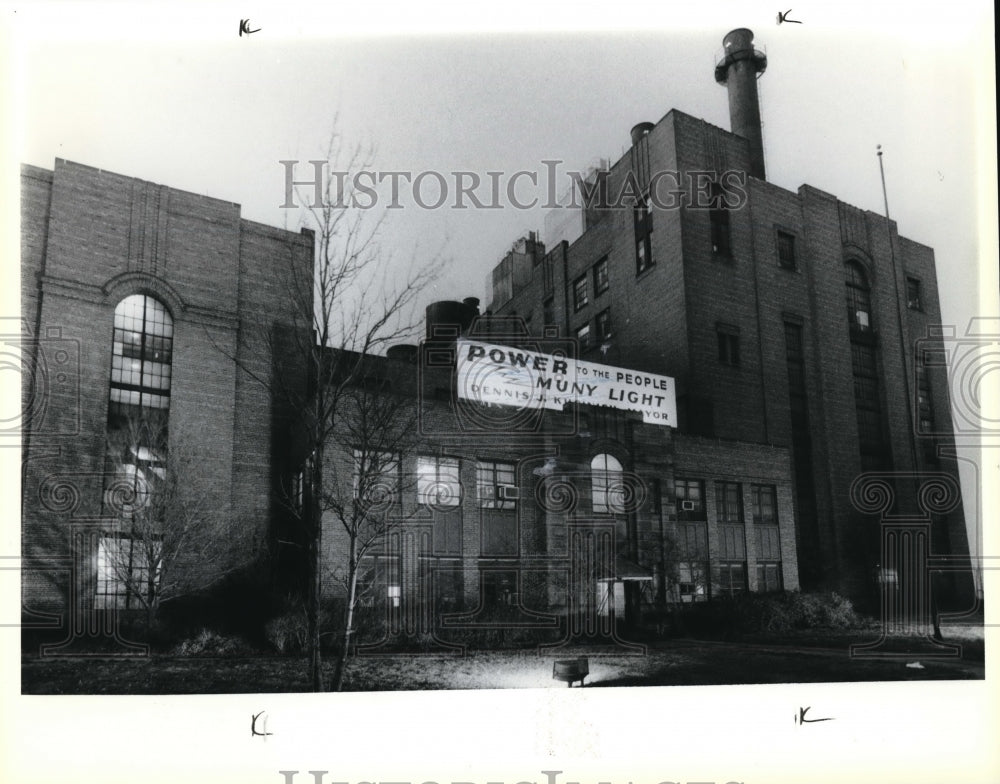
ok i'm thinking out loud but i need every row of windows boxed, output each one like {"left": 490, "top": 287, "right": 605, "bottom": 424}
{"left": 572, "top": 256, "right": 610, "bottom": 312}
{"left": 355, "top": 459, "right": 781, "bottom": 523}
{"left": 575, "top": 308, "right": 612, "bottom": 351}
{"left": 675, "top": 479, "right": 779, "bottom": 525}
{"left": 573, "top": 193, "right": 922, "bottom": 308}
{"left": 674, "top": 517, "right": 783, "bottom": 600}
{"left": 347, "top": 454, "right": 632, "bottom": 515}
{"left": 346, "top": 455, "right": 520, "bottom": 510}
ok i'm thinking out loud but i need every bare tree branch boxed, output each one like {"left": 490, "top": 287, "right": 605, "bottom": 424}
{"left": 223, "top": 122, "right": 443, "bottom": 691}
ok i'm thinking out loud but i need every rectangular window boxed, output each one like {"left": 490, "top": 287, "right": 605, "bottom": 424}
{"left": 675, "top": 478, "right": 705, "bottom": 520}
{"left": 907, "top": 277, "right": 923, "bottom": 310}
{"left": 715, "top": 481, "right": 743, "bottom": 524}
{"left": 593, "top": 256, "right": 610, "bottom": 295}
{"left": 353, "top": 449, "right": 400, "bottom": 506}
{"left": 751, "top": 484, "right": 777, "bottom": 525}
{"left": 717, "top": 325, "right": 741, "bottom": 367}
{"left": 677, "top": 562, "right": 708, "bottom": 603}
{"left": 417, "top": 456, "right": 461, "bottom": 507}
{"left": 575, "top": 322, "right": 592, "bottom": 351}
{"left": 717, "top": 480, "right": 747, "bottom": 598}
{"left": 573, "top": 275, "right": 589, "bottom": 311}
{"left": 718, "top": 524, "right": 746, "bottom": 559}
{"left": 717, "top": 562, "right": 747, "bottom": 597}
{"left": 595, "top": 308, "right": 612, "bottom": 342}
{"left": 755, "top": 525, "right": 783, "bottom": 592}
{"left": 476, "top": 460, "right": 517, "bottom": 510}
{"left": 916, "top": 357, "right": 936, "bottom": 436}
{"left": 677, "top": 521, "right": 709, "bottom": 603}
{"left": 756, "top": 562, "right": 783, "bottom": 592}
{"left": 95, "top": 536, "right": 160, "bottom": 610}
{"left": 478, "top": 461, "right": 518, "bottom": 556}
{"left": 634, "top": 196, "right": 654, "bottom": 274}
{"left": 543, "top": 297, "right": 555, "bottom": 326}
{"left": 709, "top": 184, "right": 731, "bottom": 257}
{"left": 776, "top": 230, "right": 796, "bottom": 270}
{"left": 757, "top": 524, "right": 782, "bottom": 561}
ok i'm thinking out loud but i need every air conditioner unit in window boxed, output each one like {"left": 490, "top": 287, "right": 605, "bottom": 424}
{"left": 680, "top": 500, "right": 696, "bottom": 512}
{"left": 495, "top": 484, "right": 519, "bottom": 501}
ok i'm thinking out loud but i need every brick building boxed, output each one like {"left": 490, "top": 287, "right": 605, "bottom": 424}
{"left": 308, "top": 309, "right": 798, "bottom": 646}
{"left": 19, "top": 159, "right": 313, "bottom": 641}
{"left": 18, "top": 28, "right": 971, "bottom": 648}
{"left": 492, "top": 28, "right": 971, "bottom": 604}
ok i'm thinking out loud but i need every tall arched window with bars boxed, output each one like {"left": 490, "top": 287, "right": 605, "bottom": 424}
{"left": 844, "top": 262, "right": 888, "bottom": 471}
{"left": 845, "top": 260, "right": 872, "bottom": 333}
{"left": 98, "top": 294, "right": 174, "bottom": 610}
{"left": 591, "top": 453, "right": 625, "bottom": 514}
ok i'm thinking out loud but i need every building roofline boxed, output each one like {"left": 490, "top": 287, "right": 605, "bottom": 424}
{"left": 46, "top": 158, "right": 244, "bottom": 209}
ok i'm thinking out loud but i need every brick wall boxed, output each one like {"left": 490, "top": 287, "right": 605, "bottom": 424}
{"left": 20, "top": 160, "right": 313, "bottom": 616}
{"left": 487, "top": 105, "right": 971, "bottom": 603}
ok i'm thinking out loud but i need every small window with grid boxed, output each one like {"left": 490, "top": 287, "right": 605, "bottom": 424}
{"left": 476, "top": 461, "right": 517, "bottom": 510}
{"left": 573, "top": 274, "right": 589, "bottom": 311}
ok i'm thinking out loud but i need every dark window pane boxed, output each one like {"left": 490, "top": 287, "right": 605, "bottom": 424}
{"left": 594, "top": 257, "right": 609, "bottom": 294}
{"left": 777, "top": 231, "right": 796, "bottom": 269}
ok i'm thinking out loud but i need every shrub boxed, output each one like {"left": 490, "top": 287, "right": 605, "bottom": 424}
{"left": 263, "top": 596, "right": 339, "bottom": 655}
{"left": 171, "top": 628, "right": 257, "bottom": 656}
{"left": 264, "top": 609, "right": 309, "bottom": 655}
{"left": 679, "top": 590, "right": 864, "bottom": 637}
{"left": 436, "top": 607, "right": 564, "bottom": 650}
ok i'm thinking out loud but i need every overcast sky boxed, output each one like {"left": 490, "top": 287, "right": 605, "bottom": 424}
{"left": 2, "top": 1, "right": 998, "bottom": 781}
{"left": 10, "top": 2, "right": 996, "bottom": 558}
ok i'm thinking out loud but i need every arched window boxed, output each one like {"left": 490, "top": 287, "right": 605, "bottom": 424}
{"left": 845, "top": 261, "right": 871, "bottom": 332}
{"left": 98, "top": 294, "right": 173, "bottom": 610}
{"left": 591, "top": 453, "right": 624, "bottom": 514}
{"left": 109, "top": 294, "right": 173, "bottom": 416}
{"left": 844, "top": 263, "right": 888, "bottom": 470}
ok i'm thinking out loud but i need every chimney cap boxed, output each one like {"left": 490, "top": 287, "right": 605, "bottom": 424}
{"left": 715, "top": 28, "right": 767, "bottom": 84}
{"left": 630, "top": 122, "right": 655, "bottom": 146}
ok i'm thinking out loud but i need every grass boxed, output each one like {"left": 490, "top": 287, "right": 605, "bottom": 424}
{"left": 22, "top": 628, "right": 984, "bottom": 694}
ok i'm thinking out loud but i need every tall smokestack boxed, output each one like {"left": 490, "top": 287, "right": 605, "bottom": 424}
{"left": 714, "top": 28, "right": 768, "bottom": 180}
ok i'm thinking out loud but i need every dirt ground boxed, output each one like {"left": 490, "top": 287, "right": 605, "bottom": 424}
{"left": 21, "top": 627, "right": 984, "bottom": 694}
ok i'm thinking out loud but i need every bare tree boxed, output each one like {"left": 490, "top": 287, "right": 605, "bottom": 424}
{"left": 314, "top": 374, "right": 425, "bottom": 691}
{"left": 101, "top": 409, "right": 243, "bottom": 632}
{"left": 239, "top": 127, "right": 440, "bottom": 691}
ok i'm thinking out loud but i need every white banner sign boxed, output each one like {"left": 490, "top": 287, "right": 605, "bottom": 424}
{"left": 456, "top": 339, "right": 677, "bottom": 426}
